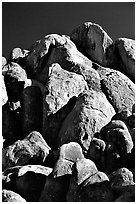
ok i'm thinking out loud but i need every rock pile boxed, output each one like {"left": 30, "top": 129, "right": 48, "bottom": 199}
{"left": 2, "top": 22, "right": 135, "bottom": 202}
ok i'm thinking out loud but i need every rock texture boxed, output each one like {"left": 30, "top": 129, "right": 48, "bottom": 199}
{"left": 70, "top": 22, "right": 114, "bottom": 67}
{"left": 58, "top": 90, "right": 115, "bottom": 152}
{"left": 2, "top": 21, "right": 135, "bottom": 202}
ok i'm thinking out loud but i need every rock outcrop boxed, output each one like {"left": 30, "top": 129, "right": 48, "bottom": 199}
{"left": 2, "top": 21, "right": 135, "bottom": 202}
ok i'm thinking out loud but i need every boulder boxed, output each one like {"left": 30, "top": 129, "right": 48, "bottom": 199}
{"left": 26, "top": 34, "right": 101, "bottom": 91}
{"left": 67, "top": 159, "right": 114, "bottom": 201}
{"left": 2, "top": 76, "right": 8, "bottom": 106}
{"left": 100, "top": 120, "right": 134, "bottom": 173}
{"left": 115, "top": 38, "right": 135, "bottom": 82}
{"left": 2, "top": 189, "right": 26, "bottom": 202}
{"left": 43, "top": 63, "right": 88, "bottom": 116}
{"left": 87, "top": 137, "right": 106, "bottom": 171}
{"left": 2, "top": 131, "right": 51, "bottom": 171}
{"left": 58, "top": 90, "right": 115, "bottom": 152}
{"left": 109, "top": 168, "right": 135, "bottom": 194}
{"left": 95, "top": 65, "right": 135, "bottom": 113}
{"left": 70, "top": 22, "right": 115, "bottom": 67}
{"left": 53, "top": 142, "right": 84, "bottom": 177}
{"left": 4, "top": 62, "right": 28, "bottom": 102}
{"left": 3, "top": 165, "right": 52, "bottom": 202}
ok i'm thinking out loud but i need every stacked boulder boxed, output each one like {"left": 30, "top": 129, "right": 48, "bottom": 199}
{"left": 2, "top": 21, "right": 135, "bottom": 202}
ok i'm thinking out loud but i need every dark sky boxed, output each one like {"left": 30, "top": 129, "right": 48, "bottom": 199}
{"left": 2, "top": 2, "right": 135, "bottom": 59}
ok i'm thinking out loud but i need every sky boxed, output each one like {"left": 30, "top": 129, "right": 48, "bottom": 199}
{"left": 2, "top": 2, "right": 135, "bottom": 59}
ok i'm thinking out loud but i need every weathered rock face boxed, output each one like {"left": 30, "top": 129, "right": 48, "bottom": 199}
{"left": 44, "top": 63, "right": 88, "bottom": 116}
{"left": 58, "top": 90, "right": 115, "bottom": 152}
{"left": 115, "top": 38, "right": 135, "bottom": 82}
{"left": 3, "top": 165, "right": 52, "bottom": 202}
{"left": 94, "top": 65, "right": 135, "bottom": 113}
{"left": 70, "top": 22, "right": 114, "bottom": 67}
{"left": 2, "top": 189, "right": 26, "bottom": 202}
{"left": 26, "top": 34, "right": 101, "bottom": 91}
{"left": 2, "top": 131, "right": 51, "bottom": 171}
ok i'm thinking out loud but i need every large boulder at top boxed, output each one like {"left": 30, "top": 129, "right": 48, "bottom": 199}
{"left": 26, "top": 34, "right": 100, "bottom": 91}
{"left": 3, "top": 165, "right": 52, "bottom": 202}
{"left": 99, "top": 120, "right": 134, "bottom": 173}
{"left": 94, "top": 65, "right": 135, "bottom": 113}
{"left": 2, "top": 189, "right": 26, "bottom": 202}
{"left": 43, "top": 63, "right": 88, "bottom": 116}
{"left": 70, "top": 22, "right": 115, "bottom": 67}
{"left": 115, "top": 38, "right": 135, "bottom": 82}
{"left": 58, "top": 90, "right": 115, "bottom": 152}
{"left": 67, "top": 158, "right": 115, "bottom": 202}
{"left": 3, "top": 62, "right": 29, "bottom": 102}
{"left": 2, "top": 131, "right": 51, "bottom": 171}
{"left": 53, "top": 142, "right": 84, "bottom": 177}
{"left": 2, "top": 76, "right": 8, "bottom": 106}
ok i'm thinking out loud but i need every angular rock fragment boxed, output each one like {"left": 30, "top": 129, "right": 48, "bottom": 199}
{"left": 58, "top": 90, "right": 115, "bottom": 152}
{"left": 70, "top": 22, "right": 115, "bottom": 67}
{"left": 2, "top": 189, "right": 26, "bottom": 202}
{"left": 2, "top": 131, "right": 51, "bottom": 171}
